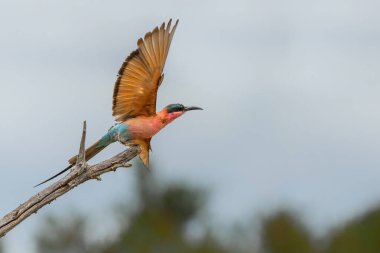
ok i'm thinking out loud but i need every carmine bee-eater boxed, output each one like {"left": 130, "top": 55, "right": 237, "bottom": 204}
{"left": 36, "top": 19, "right": 202, "bottom": 187}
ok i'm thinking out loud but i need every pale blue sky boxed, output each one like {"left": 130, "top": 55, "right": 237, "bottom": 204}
{"left": 1, "top": 0, "right": 380, "bottom": 252}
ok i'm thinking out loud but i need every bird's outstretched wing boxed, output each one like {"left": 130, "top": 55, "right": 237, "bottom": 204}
{"left": 113, "top": 19, "right": 179, "bottom": 122}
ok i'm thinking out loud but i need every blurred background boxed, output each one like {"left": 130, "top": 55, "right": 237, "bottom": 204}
{"left": 1, "top": 0, "right": 380, "bottom": 252}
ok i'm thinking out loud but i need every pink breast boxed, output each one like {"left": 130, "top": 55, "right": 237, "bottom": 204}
{"left": 126, "top": 117, "right": 163, "bottom": 139}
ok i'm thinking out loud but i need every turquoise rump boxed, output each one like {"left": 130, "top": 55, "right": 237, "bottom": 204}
{"left": 97, "top": 124, "right": 132, "bottom": 148}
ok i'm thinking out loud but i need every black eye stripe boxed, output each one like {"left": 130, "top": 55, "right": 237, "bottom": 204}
{"left": 167, "top": 104, "right": 185, "bottom": 113}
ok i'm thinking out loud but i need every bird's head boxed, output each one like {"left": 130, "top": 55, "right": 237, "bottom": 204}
{"left": 159, "top": 103, "right": 203, "bottom": 124}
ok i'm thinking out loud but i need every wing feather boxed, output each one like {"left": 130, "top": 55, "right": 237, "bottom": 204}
{"left": 152, "top": 27, "right": 160, "bottom": 63}
{"left": 112, "top": 19, "right": 178, "bottom": 122}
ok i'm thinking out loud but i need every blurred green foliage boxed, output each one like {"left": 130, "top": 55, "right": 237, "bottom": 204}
{"left": 22, "top": 169, "right": 380, "bottom": 253}
{"left": 100, "top": 170, "right": 227, "bottom": 253}
{"left": 35, "top": 215, "right": 89, "bottom": 253}
{"left": 35, "top": 169, "right": 230, "bottom": 253}
{"left": 261, "top": 211, "right": 315, "bottom": 253}
{"left": 325, "top": 208, "right": 380, "bottom": 253}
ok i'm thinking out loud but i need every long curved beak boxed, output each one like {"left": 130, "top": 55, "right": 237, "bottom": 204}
{"left": 184, "top": 106, "right": 203, "bottom": 111}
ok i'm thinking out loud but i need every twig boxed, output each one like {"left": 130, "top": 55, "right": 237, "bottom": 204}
{"left": 0, "top": 121, "right": 140, "bottom": 237}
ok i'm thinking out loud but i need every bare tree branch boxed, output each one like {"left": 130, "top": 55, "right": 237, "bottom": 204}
{"left": 0, "top": 121, "right": 140, "bottom": 237}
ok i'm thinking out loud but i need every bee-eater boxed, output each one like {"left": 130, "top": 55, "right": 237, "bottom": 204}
{"left": 36, "top": 19, "right": 202, "bottom": 187}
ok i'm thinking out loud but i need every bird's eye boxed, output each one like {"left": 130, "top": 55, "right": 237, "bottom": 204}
{"left": 167, "top": 104, "right": 184, "bottom": 113}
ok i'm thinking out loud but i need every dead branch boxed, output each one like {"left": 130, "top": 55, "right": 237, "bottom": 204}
{"left": 0, "top": 121, "right": 140, "bottom": 237}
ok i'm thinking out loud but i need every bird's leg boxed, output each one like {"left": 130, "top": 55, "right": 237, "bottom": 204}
{"left": 125, "top": 141, "right": 139, "bottom": 149}
{"left": 117, "top": 135, "right": 128, "bottom": 145}
{"left": 123, "top": 141, "right": 140, "bottom": 156}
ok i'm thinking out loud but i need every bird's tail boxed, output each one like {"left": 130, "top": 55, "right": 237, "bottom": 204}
{"left": 67, "top": 140, "right": 105, "bottom": 165}
{"left": 34, "top": 140, "right": 107, "bottom": 187}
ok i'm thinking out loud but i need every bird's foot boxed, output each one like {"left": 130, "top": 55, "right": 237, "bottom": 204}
{"left": 126, "top": 143, "right": 139, "bottom": 148}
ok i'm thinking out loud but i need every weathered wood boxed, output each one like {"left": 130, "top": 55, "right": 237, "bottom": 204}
{"left": 0, "top": 121, "right": 140, "bottom": 237}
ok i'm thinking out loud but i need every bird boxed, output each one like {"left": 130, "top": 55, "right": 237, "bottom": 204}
{"left": 35, "top": 19, "right": 202, "bottom": 187}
